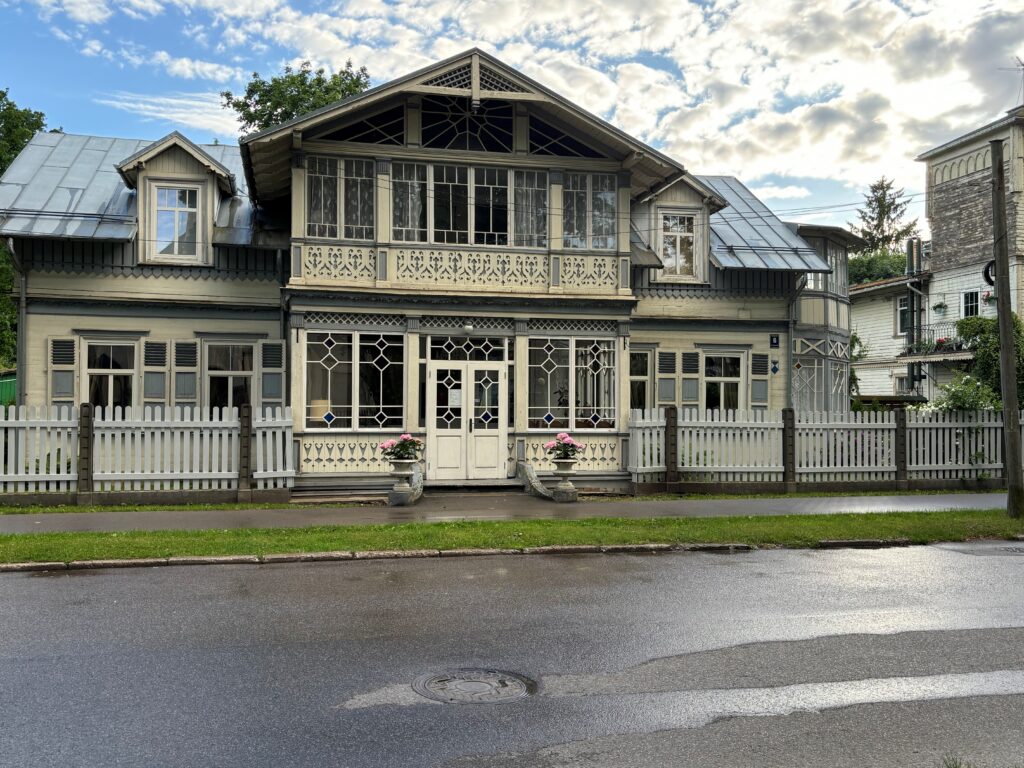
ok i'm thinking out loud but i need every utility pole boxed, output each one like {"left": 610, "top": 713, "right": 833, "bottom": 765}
{"left": 990, "top": 139, "right": 1023, "bottom": 518}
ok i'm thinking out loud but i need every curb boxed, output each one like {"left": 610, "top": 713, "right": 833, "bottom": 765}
{"left": 817, "top": 538, "right": 911, "bottom": 549}
{"left": 0, "top": 539, "right": 905, "bottom": 574}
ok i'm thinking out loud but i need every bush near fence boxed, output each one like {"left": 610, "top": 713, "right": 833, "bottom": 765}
{"left": 0, "top": 404, "right": 294, "bottom": 505}
{"left": 628, "top": 407, "right": 1016, "bottom": 493}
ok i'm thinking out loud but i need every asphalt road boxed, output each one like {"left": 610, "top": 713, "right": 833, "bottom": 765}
{"left": 2, "top": 542, "right": 1023, "bottom": 767}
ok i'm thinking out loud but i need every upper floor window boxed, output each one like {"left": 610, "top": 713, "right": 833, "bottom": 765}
{"left": 659, "top": 212, "right": 696, "bottom": 278}
{"left": 563, "top": 173, "right": 616, "bottom": 250}
{"left": 826, "top": 241, "right": 848, "bottom": 295}
{"left": 306, "top": 156, "right": 375, "bottom": 241}
{"left": 896, "top": 295, "right": 910, "bottom": 335}
{"left": 154, "top": 185, "right": 200, "bottom": 261}
{"left": 963, "top": 290, "right": 979, "bottom": 318}
{"left": 392, "top": 162, "right": 548, "bottom": 248}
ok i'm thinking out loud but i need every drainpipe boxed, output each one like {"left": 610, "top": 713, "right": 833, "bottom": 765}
{"left": 6, "top": 237, "right": 26, "bottom": 407}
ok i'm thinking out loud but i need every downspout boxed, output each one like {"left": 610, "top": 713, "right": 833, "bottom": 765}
{"left": 6, "top": 237, "right": 26, "bottom": 407}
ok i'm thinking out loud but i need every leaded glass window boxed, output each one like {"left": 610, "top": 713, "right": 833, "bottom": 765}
{"left": 393, "top": 162, "right": 427, "bottom": 242}
{"left": 591, "top": 174, "right": 616, "bottom": 250}
{"left": 575, "top": 339, "right": 616, "bottom": 428}
{"left": 513, "top": 170, "right": 547, "bottom": 247}
{"left": 358, "top": 334, "right": 404, "bottom": 428}
{"left": 473, "top": 167, "right": 509, "bottom": 245}
{"left": 433, "top": 165, "right": 469, "bottom": 244}
{"left": 305, "top": 332, "right": 353, "bottom": 429}
{"left": 528, "top": 338, "right": 570, "bottom": 428}
{"left": 528, "top": 337, "right": 616, "bottom": 429}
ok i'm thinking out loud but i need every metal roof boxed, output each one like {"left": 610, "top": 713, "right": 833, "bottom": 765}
{"left": 696, "top": 175, "right": 830, "bottom": 273}
{"left": 0, "top": 132, "right": 253, "bottom": 244}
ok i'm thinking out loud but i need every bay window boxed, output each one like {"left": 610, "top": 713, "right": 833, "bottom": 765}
{"left": 563, "top": 172, "right": 616, "bottom": 250}
{"left": 528, "top": 337, "right": 616, "bottom": 429}
{"left": 306, "top": 156, "right": 375, "bottom": 240}
{"left": 306, "top": 331, "right": 404, "bottom": 429}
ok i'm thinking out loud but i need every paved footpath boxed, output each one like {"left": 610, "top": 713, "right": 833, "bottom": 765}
{"left": 0, "top": 491, "right": 1006, "bottom": 534}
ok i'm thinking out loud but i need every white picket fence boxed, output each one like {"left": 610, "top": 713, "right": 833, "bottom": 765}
{"left": 0, "top": 405, "right": 294, "bottom": 495}
{"left": 907, "top": 409, "right": 1006, "bottom": 480}
{"left": 679, "top": 409, "right": 785, "bottom": 481}
{"left": 0, "top": 406, "right": 79, "bottom": 493}
{"left": 627, "top": 407, "right": 1023, "bottom": 486}
{"left": 796, "top": 411, "right": 897, "bottom": 483}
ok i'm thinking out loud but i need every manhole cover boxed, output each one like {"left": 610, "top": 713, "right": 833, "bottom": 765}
{"left": 412, "top": 668, "right": 536, "bottom": 704}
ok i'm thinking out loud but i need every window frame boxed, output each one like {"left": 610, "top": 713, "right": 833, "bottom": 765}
{"left": 628, "top": 349, "right": 652, "bottom": 412}
{"left": 144, "top": 179, "right": 207, "bottom": 266}
{"left": 702, "top": 353, "right": 745, "bottom": 412}
{"left": 85, "top": 340, "right": 138, "bottom": 413}
{"left": 305, "top": 155, "right": 376, "bottom": 242}
{"left": 561, "top": 172, "right": 617, "bottom": 251}
{"left": 303, "top": 330, "right": 406, "bottom": 432}
{"left": 657, "top": 207, "right": 701, "bottom": 282}
{"left": 895, "top": 295, "right": 910, "bottom": 336}
{"left": 962, "top": 290, "right": 980, "bottom": 318}
{"left": 527, "top": 336, "right": 618, "bottom": 431}
{"left": 203, "top": 342, "right": 255, "bottom": 413}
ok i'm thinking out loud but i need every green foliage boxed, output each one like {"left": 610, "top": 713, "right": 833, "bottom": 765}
{"left": 849, "top": 176, "right": 918, "bottom": 254}
{"left": 929, "top": 373, "right": 1000, "bottom": 411}
{"left": 0, "top": 89, "right": 45, "bottom": 369}
{"left": 848, "top": 247, "right": 907, "bottom": 285}
{"left": 848, "top": 332, "right": 867, "bottom": 396}
{"left": 221, "top": 60, "right": 370, "bottom": 134}
{"left": 956, "top": 314, "right": 1024, "bottom": 404}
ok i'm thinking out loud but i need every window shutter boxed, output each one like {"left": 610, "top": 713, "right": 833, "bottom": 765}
{"left": 258, "top": 340, "right": 286, "bottom": 414}
{"left": 172, "top": 341, "right": 199, "bottom": 412}
{"left": 144, "top": 341, "right": 167, "bottom": 367}
{"left": 51, "top": 339, "right": 76, "bottom": 366}
{"left": 175, "top": 341, "right": 198, "bottom": 368}
{"left": 48, "top": 337, "right": 77, "bottom": 409}
{"left": 751, "top": 354, "right": 769, "bottom": 376}
{"left": 142, "top": 341, "right": 169, "bottom": 408}
{"left": 750, "top": 353, "right": 770, "bottom": 408}
{"left": 658, "top": 352, "right": 676, "bottom": 374}
{"left": 681, "top": 352, "right": 699, "bottom": 374}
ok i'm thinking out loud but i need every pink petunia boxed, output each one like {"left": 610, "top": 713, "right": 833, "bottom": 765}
{"left": 555, "top": 432, "right": 570, "bottom": 441}
{"left": 399, "top": 433, "right": 413, "bottom": 441}
{"left": 543, "top": 440, "right": 558, "bottom": 450}
{"left": 379, "top": 439, "right": 397, "bottom": 450}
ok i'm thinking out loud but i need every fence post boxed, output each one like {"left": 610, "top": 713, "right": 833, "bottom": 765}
{"left": 782, "top": 407, "right": 796, "bottom": 492}
{"left": 238, "top": 404, "right": 253, "bottom": 503}
{"left": 894, "top": 407, "right": 908, "bottom": 490}
{"left": 665, "top": 406, "right": 679, "bottom": 488}
{"left": 77, "top": 403, "right": 94, "bottom": 504}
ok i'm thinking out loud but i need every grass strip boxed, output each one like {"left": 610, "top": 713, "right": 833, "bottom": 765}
{"left": 0, "top": 509, "right": 1020, "bottom": 564}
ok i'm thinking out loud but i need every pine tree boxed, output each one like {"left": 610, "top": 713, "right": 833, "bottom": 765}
{"left": 849, "top": 177, "right": 918, "bottom": 253}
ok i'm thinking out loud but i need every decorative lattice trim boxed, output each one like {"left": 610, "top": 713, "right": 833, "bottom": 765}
{"left": 420, "top": 315, "right": 515, "bottom": 333}
{"left": 421, "top": 64, "right": 472, "bottom": 89}
{"left": 528, "top": 319, "right": 618, "bottom": 335}
{"left": 479, "top": 65, "right": 529, "bottom": 93}
{"left": 303, "top": 312, "right": 405, "bottom": 328}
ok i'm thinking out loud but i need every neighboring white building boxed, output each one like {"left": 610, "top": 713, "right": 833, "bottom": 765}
{"left": 851, "top": 106, "right": 1024, "bottom": 403}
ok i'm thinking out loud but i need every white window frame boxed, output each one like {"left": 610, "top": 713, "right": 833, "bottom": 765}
{"left": 701, "top": 353, "right": 746, "bottom": 412}
{"left": 527, "top": 336, "right": 618, "bottom": 431}
{"left": 561, "top": 172, "right": 617, "bottom": 251}
{"left": 895, "top": 295, "right": 910, "bottom": 336}
{"left": 656, "top": 207, "right": 702, "bottom": 282}
{"left": 962, "top": 290, "right": 979, "bottom": 318}
{"left": 203, "top": 342, "right": 256, "bottom": 413}
{"left": 145, "top": 180, "right": 207, "bottom": 266}
{"left": 303, "top": 330, "right": 406, "bottom": 432}
{"left": 84, "top": 340, "right": 139, "bottom": 412}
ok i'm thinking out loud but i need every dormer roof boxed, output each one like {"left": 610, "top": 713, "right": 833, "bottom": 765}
{"left": 117, "top": 131, "right": 237, "bottom": 195}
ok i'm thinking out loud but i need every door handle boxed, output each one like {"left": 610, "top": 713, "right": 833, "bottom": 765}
{"left": 469, "top": 417, "right": 473, "bottom": 433}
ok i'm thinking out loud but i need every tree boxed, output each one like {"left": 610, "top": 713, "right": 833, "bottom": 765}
{"left": 221, "top": 61, "right": 369, "bottom": 134}
{"left": 847, "top": 176, "right": 918, "bottom": 286}
{"left": 956, "top": 314, "right": 1024, "bottom": 405}
{"left": 0, "top": 89, "right": 46, "bottom": 369}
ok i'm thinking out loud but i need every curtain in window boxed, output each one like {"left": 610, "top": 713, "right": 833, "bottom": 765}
{"left": 563, "top": 173, "right": 588, "bottom": 249}
{"left": 306, "top": 157, "right": 339, "bottom": 239}
{"left": 343, "top": 159, "right": 375, "bottom": 240}
{"left": 513, "top": 170, "right": 547, "bottom": 247}
{"left": 574, "top": 339, "right": 616, "bottom": 428}
{"left": 590, "top": 174, "right": 616, "bottom": 250}
{"left": 392, "top": 162, "right": 427, "bottom": 241}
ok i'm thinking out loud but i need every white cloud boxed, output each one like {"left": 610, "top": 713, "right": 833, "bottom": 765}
{"left": 153, "top": 50, "right": 243, "bottom": 81}
{"left": 95, "top": 90, "right": 241, "bottom": 135}
{"left": 750, "top": 185, "right": 813, "bottom": 200}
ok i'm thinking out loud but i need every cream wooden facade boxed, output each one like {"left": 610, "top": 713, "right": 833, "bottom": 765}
{"left": 2, "top": 49, "right": 847, "bottom": 490}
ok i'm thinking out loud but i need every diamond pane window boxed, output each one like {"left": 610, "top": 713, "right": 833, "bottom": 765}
{"left": 358, "top": 334, "right": 404, "bottom": 428}
{"left": 528, "top": 338, "right": 570, "bottom": 429}
{"left": 306, "top": 332, "right": 353, "bottom": 428}
{"left": 574, "top": 338, "right": 616, "bottom": 429}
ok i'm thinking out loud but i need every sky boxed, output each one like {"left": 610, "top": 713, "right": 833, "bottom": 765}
{"left": 1, "top": 0, "right": 1022, "bottom": 231}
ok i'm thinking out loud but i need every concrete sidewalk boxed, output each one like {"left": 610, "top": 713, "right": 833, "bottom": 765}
{"left": 0, "top": 491, "right": 1006, "bottom": 534}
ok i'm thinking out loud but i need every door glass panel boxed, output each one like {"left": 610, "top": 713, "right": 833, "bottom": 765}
{"left": 474, "top": 369, "right": 500, "bottom": 430}
{"left": 435, "top": 368, "right": 463, "bottom": 429}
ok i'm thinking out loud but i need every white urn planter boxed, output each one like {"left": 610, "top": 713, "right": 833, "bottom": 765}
{"left": 551, "top": 458, "right": 578, "bottom": 503}
{"left": 388, "top": 459, "right": 418, "bottom": 505}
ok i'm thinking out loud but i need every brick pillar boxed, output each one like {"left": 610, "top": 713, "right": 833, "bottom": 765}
{"left": 665, "top": 406, "right": 679, "bottom": 487}
{"left": 77, "top": 403, "right": 94, "bottom": 504}
{"left": 782, "top": 407, "right": 796, "bottom": 493}
{"left": 238, "top": 404, "right": 253, "bottom": 502}
{"left": 894, "top": 406, "right": 908, "bottom": 490}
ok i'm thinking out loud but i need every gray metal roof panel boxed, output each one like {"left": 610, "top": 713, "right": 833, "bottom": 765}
{"left": 0, "top": 132, "right": 252, "bottom": 243}
{"left": 696, "top": 175, "right": 830, "bottom": 273}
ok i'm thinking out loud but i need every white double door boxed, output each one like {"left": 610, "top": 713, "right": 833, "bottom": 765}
{"left": 425, "top": 361, "right": 507, "bottom": 481}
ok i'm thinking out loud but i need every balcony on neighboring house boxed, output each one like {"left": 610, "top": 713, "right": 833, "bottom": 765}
{"left": 900, "top": 320, "right": 972, "bottom": 361}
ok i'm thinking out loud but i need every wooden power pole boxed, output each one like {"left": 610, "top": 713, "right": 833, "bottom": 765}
{"left": 991, "top": 139, "right": 1023, "bottom": 518}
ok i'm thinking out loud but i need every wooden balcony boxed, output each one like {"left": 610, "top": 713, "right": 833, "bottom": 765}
{"left": 291, "top": 242, "right": 631, "bottom": 297}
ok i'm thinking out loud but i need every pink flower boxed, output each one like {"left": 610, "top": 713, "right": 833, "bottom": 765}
{"left": 379, "top": 439, "right": 397, "bottom": 450}
{"left": 556, "top": 432, "right": 570, "bottom": 441}
{"left": 399, "top": 433, "right": 413, "bottom": 441}
{"left": 563, "top": 437, "right": 578, "bottom": 446}
{"left": 543, "top": 440, "right": 558, "bottom": 450}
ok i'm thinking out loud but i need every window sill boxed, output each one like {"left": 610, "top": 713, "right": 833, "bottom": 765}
{"left": 140, "top": 258, "right": 213, "bottom": 268}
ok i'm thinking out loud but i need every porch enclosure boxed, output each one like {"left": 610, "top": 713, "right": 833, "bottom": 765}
{"left": 0, "top": 404, "right": 294, "bottom": 503}
{"left": 629, "top": 407, "right": 1014, "bottom": 491}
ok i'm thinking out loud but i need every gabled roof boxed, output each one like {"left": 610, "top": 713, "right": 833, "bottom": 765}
{"left": 116, "top": 131, "right": 236, "bottom": 195}
{"left": 786, "top": 222, "right": 867, "bottom": 250}
{"left": 849, "top": 273, "right": 928, "bottom": 297}
{"left": 0, "top": 131, "right": 252, "bottom": 243}
{"left": 697, "top": 176, "right": 830, "bottom": 273}
{"left": 241, "top": 48, "right": 716, "bottom": 205}
{"left": 916, "top": 105, "right": 1024, "bottom": 162}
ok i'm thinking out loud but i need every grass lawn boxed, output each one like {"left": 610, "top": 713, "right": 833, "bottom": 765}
{"left": 0, "top": 509, "right": 1021, "bottom": 564}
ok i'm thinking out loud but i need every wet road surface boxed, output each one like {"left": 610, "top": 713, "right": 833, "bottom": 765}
{"left": 0, "top": 490, "right": 1006, "bottom": 533}
{"left": 1, "top": 541, "right": 1023, "bottom": 766}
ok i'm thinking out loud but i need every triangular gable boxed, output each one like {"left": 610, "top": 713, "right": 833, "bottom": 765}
{"left": 117, "top": 131, "right": 236, "bottom": 194}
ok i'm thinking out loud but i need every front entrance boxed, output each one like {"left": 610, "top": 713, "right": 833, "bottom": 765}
{"left": 426, "top": 361, "right": 507, "bottom": 481}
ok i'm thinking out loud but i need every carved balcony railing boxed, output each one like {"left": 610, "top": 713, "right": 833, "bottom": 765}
{"left": 293, "top": 243, "right": 630, "bottom": 297}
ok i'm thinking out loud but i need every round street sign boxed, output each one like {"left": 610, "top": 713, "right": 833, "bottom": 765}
{"left": 984, "top": 260, "right": 996, "bottom": 286}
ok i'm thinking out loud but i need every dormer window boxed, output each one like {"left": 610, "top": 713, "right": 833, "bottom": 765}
{"left": 155, "top": 185, "right": 200, "bottom": 258}
{"left": 656, "top": 208, "right": 705, "bottom": 282}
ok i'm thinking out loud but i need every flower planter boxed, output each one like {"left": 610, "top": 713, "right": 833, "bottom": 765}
{"left": 389, "top": 458, "right": 418, "bottom": 491}
{"left": 551, "top": 458, "right": 578, "bottom": 503}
